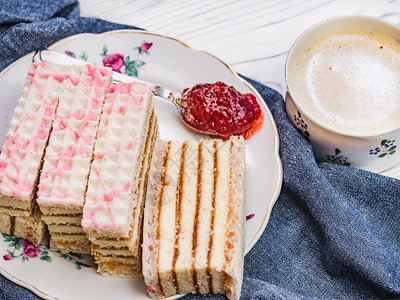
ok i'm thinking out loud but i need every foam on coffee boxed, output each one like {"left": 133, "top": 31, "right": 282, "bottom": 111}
{"left": 290, "top": 30, "right": 400, "bottom": 135}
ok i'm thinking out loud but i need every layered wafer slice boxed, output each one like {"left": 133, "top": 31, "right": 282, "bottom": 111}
{"left": 0, "top": 205, "right": 46, "bottom": 247}
{"left": 142, "top": 136, "right": 246, "bottom": 300}
{"left": 82, "top": 82, "right": 158, "bottom": 277}
{"left": 36, "top": 64, "right": 112, "bottom": 254}
{"left": 0, "top": 62, "right": 83, "bottom": 245}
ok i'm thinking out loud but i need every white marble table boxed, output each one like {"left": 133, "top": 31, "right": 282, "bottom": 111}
{"left": 79, "top": 0, "right": 400, "bottom": 95}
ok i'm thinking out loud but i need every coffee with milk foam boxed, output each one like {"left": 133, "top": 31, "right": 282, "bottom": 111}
{"left": 290, "top": 30, "right": 400, "bottom": 135}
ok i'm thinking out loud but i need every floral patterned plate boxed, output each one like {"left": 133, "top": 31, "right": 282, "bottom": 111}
{"left": 0, "top": 30, "right": 282, "bottom": 300}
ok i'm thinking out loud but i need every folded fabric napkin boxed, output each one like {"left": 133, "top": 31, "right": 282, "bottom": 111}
{"left": 1, "top": 1, "right": 399, "bottom": 299}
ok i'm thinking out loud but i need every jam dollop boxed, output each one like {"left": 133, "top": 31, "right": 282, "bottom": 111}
{"left": 180, "top": 81, "right": 262, "bottom": 139}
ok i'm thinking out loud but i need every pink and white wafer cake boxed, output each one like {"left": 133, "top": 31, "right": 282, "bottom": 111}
{"left": 0, "top": 62, "right": 89, "bottom": 246}
{"left": 142, "top": 136, "right": 246, "bottom": 300}
{"left": 82, "top": 82, "right": 158, "bottom": 277}
{"left": 36, "top": 63, "right": 112, "bottom": 254}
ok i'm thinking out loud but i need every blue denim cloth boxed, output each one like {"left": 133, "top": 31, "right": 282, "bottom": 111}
{"left": 0, "top": 0, "right": 140, "bottom": 71}
{"left": 1, "top": 1, "right": 400, "bottom": 299}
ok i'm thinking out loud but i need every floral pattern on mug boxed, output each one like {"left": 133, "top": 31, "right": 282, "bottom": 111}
{"left": 326, "top": 148, "right": 351, "bottom": 166}
{"left": 293, "top": 111, "right": 310, "bottom": 142}
{"left": 369, "top": 139, "right": 396, "bottom": 158}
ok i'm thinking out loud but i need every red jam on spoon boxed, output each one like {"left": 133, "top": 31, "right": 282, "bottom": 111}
{"left": 180, "top": 81, "right": 263, "bottom": 139}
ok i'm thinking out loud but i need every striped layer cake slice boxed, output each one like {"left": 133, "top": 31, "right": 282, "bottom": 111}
{"left": 82, "top": 82, "right": 158, "bottom": 277}
{"left": 0, "top": 62, "right": 89, "bottom": 245}
{"left": 36, "top": 63, "right": 112, "bottom": 254}
{"left": 142, "top": 136, "right": 246, "bottom": 300}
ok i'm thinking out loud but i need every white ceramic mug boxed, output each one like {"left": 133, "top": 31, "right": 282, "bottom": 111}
{"left": 285, "top": 15, "right": 400, "bottom": 173}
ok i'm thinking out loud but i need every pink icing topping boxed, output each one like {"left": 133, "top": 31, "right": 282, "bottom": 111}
{"left": 38, "top": 64, "right": 111, "bottom": 207}
{"left": 83, "top": 82, "right": 150, "bottom": 233}
{"left": 0, "top": 61, "right": 111, "bottom": 204}
{"left": 0, "top": 63, "right": 63, "bottom": 199}
{"left": 83, "top": 166, "right": 132, "bottom": 231}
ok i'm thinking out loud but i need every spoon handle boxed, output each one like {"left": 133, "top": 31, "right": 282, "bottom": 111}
{"left": 152, "top": 85, "right": 182, "bottom": 105}
{"left": 33, "top": 49, "right": 181, "bottom": 104}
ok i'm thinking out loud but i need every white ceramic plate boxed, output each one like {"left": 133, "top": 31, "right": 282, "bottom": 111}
{"left": 0, "top": 30, "right": 282, "bottom": 300}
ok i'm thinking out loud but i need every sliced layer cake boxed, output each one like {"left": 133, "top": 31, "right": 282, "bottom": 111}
{"left": 82, "top": 82, "right": 158, "bottom": 277}
{"left": 36, "top": 64, "right": 112, "bottom": 254}
{"left": 0, "top": 62, "right": 82, "bottom": 245}
{"left": 142, "top": 136, "right": 246, "bottom": 300}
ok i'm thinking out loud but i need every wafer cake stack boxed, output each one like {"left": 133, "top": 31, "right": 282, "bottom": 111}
{"left": 36, "top": 64, "right": 112, "bottom": 254}
{"left": 142, "top": 136, "right": 246, "bottom": 300}
{"left": 0, "top": 62, "right": 82, "bottom": 246}
{"left": 0, "top": 205, "right": 46, "bottom": 246}
{"left": 82, "top": 82, "right": 158, "bottom": 277}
